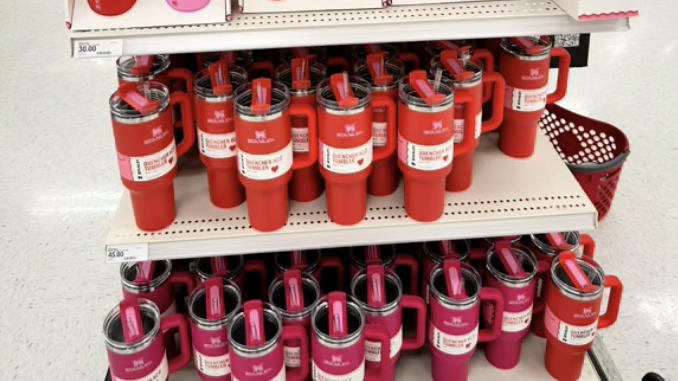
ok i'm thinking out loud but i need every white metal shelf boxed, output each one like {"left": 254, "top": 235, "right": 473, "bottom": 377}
{"left": 70, "top": 0, "right": 630, "bottom": 56}
{"left": 105, "top": 131, "right": 597, "bottom": 261}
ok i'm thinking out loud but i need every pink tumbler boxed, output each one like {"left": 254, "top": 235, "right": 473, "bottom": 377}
{"left": 274, "top": 250, "right": 345, "bottom": 292}
{"left": 347, "top": 245, "right": 419, "bottom": 295}
{"left": 194, "top": 256, "right": 268, "bottom": 300}
{"left": 428, "top": 259, "right": 504, "bottom": 381}
{"left": 420, "top": 240, "right": 483, "bottom": 304}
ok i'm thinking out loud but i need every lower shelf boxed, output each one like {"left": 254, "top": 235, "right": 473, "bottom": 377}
{"left": 104, "top": 336, "right": 603, "bottom": 381}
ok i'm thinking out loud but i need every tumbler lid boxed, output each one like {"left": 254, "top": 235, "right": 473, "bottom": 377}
{"left": 366, "top": 54, "right": 393, "bottom": 86}
{"left": 328, "top": 292, "right": 348, "bottom": 338}
{"left": 551, "top": 254, "right": 605, "bottom": 300}
{"left": 486, "top": 242, "right": 538, "bottom": 286}
{"left": 409, "top": 70, "right": 446, "bottom": 106}
{"left": 495, "top": 240, "right": 529, "bottom": 278}
{"left": 113, "top": 82, "right": 165, "bottom": 117}
{"left": 276, "top": 61, "right": 326, "bottom": 97}
{"left": 316, "top": 75, "right": 372, "bottom": 113}
{"left": 285, "top": 46, "right": 327, "bottom": 64}
{"left": 104, "top": 298, "right": 161, "bottom": 353}
{"left": 330, "top": 73, "right": 359, "bottom": 108}
{"left": 202, "top": 50, "right": 254, "bottom": 69}
{"left": 429, "top": 261, "right": 481, "bottom": 307}
{"left": 500, "top": 36, "right": 552, "bottom": 59}
{"left": 188, "top": 277, "right": 242, "bottom": 326}
{"left": 120, "top": 298, "right": 145, "bottom": 343}
{"left": 531, "top": 232, "right": 580, "bottom": 256}
{"left": 133, "top": 261, "right": 155, "bottom": 285}
{"left": 208, "top": 61, "right": 233, "bottom": 96}
{"left": 211, "top": 256, "right": 230, "bottom": 277}
{"left": 426, "top": 40, "right": 474, "bottom": 59}
{"left": 439, "top": 50, "right": 475, "bottom": 82}
{"left": 117, "top": 55, "right": 170, "bottom": 81}
{"left": 269, "top": 270, "right": 320, "bottom": 318}
{"left": 556, "top": 252, "right": 598, "bottom": 293}
{"left": 274, "top": 250, "right": 323, "bottom": 274}
{"left": 422, "top": 240, "right": 471, "bottom": 263}
{"left": 290, "top": 58, "right": 312, "bottom": 91}
{"left": 443, "top": 258, "right": 468, "bottom": 300}
{"left": 120, "top": 260, "right": 172, "bottom": 292}
{"left": 352, "top": 43, "right": 399, "bottom": 62}
{"left": 194, "top": 255, "right": 244, "bottom": 282}
{"left": 350, "top": 265, "right": 402, "bottom": 313}
{"left": 348, "top": 245, "right": 397, "bottom": 268}
{"left": 234, "top": 80, "right": 290, "bottom": 119}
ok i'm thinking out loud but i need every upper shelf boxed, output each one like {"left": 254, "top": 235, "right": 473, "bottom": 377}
{"left": 105, "top": 131, "right": 598, "bottom": 262}
{"left": 69, "top": 0, "right": 630, "bottom": 57}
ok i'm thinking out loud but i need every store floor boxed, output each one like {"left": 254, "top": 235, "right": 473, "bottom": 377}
{"left": 0, "top": 2, "right": 670, "bottom": 381}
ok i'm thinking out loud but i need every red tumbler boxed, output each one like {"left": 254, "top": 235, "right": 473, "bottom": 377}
{"left": 88, "top": 0, "right": 136, "bottom": 15}
{"left": 317, "top": 74, "right": 396, "bottom": 225}
{"left": 234, "top": 79, "right": 318, "bottom": 232}
{"left": 199, "top": 51, "right": 254, "bottom": 71}
{"left": 430, "top": 49, "right": 505, "bottom": 192}
{"left": 351, "top": 44, "right": 421, "bottom": 72}
{"left": 117, "top": 55, "right": 194, "bottom": 100}
{"left": 354, "top": 55, "right": 406, "bottom": 197}
{"left": 194, "top": 62, "right": 248, "bottom": 209}
{"left": 397, "top": 71, "right": 475, "bottom": 222}
{"left": 275, "top": 58, "right": 327, "bottom": 202}
{"left": 277, "top": 46, "right": 351, "bottom": 75}
{"left": 109, "top": 82, "right": 195, "bottom": 231}
{"left": 498, "top": 36, "right": 570, "bottom": 158}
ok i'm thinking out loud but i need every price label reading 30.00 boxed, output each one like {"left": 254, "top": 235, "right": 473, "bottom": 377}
{"left": 74, "top": 39, "right": 123, "bottom": 59}
{"left": 106, "top": 243, "right": 149, "bottom": 263}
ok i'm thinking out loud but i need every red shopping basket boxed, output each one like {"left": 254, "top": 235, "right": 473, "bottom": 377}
{"left": 539, "top": 104, "right": 630, "bottom": 221}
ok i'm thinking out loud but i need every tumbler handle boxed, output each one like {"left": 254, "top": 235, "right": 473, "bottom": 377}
{"left": 282, "top": 325, "right": 310, "bottom": 381}
{"left": 478, "top": 287, "right": 504, "bottom": 342}
{"left": 364, "top": 325, "right": 391, "bottom": 381}
{"left": 243, "top": 260, "right": 269, "bottom": 301}
{"left": 160, "top": 314, "right": 191, "bottom": 373}
{"left": 473, "top": 48, "right": 494, "bottom": 104}
{"left": 546, "top": 47, "right": 570, "bottom": 104}
{"left": 325, "top": 56, "right": 351, "bottom": 74}
{"left": 290, "top": 104, "right": 318, "bottom": 170}
{"left": 320, "top": 256, "right": 345, "bottom": 291}
{"left": 452, "top": 91, "right": 477, "bottom": 157}
{"left": 168, "top": 68, "right": 195, "bottom": 102}
{"left": 169, "top": 92, "right": 196, "bottom": 157}
{"left": 598, "top": 275, "right": 623, "bottom": 329}
{"left": 394, "top": 254, "right": 419, "bottom": 295}
{"left": 480, "top": 71, "right": 505, "bottom": 134}
{"left": 579, "top": 233, "right": 596, "bottom": 259}
{"left": 371, "top": 96, "right": 396, "bottom": 162}
{"left": 401, "top": 295, "right": 427, "bottom": 350}
{"left": 532, "top": 260, "right": 551, "bottom": 314}
{"left": 169, "top": 271, "right": 196, "bottom": 296}
{"left": 247, "top": 61, "right": 276, "bottom": 79}
{"left": 397, "top": 52, "right": 421, "bottom": 71}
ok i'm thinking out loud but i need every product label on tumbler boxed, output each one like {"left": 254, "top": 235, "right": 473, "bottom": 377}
{"left": 284, "top": 346, "right": 301, "bottom": 367}
{"left": 320, "top": 140, "right": 373, "bottom": 174}
{"left": 238, "top": 142, "right": 293, "bottom": 180}
{"left": 292, "top": 128, "right": 309, "bottom": 152}
{"left": 506, "top": 85, "right": 548, "bottom": 112}
{"left": 194, "top": 349, "right": 230, "bottom": 377}
{"left": 373, "top": 122, "right": 387, "bottom": 147}
{"left": 117, "top": 142, "right": 177, "bottom": 182}
{"left": 112, "top": 354, "right": 168, "bottom": 381}
{"left": 501, "top": 305, "right": 533, "bottom": 332}
{"left": 365, "top": 326, "right": 403, "bottom": 361}
{"left": 453, "top": 113, "right": 483, "bottom": 143}
{"left": 234, "top": 364, "right": 285, "bottom": 381}
{"left": 198, "top": 129, "right": 237, "bottom": 159}
{"left": 312, "top": 361, "right": 365, "bottom": 381}
{"left": 397, "top": 133, "right": 453, "bottom": 171}
{"left": 429, "top": 324, "right": 478, "bottom": 356}
{"left": 545, "top": 306, "right": 598, "bottom": 346}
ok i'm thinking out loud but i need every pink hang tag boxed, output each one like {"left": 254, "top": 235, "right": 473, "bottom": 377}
{"left": 290, "top": 250, "right": 308, "bottom": 270}
{"left": 205, "top": 277, "right": 226, "bottom": 321}
{"left": 438, "top": 240, "right": 459, "bottom": 259}
{"left": 443, "top": 258, "right": 467, "bottom": 299}
{"left": 328, "top": 292, "right": 348, "bottom": 338}
{"left": 365, "top": 245, "right": 381, "bottom": 264}
{"left": 559, "top": 252, "right": 597, "bottom": 292}
{"left": 495, "top": 240, "right": 528, "bottom": 278}
{"left": 284, "top": 269, "right": 305, "bottom": 312}
{"left": 366, "top": 265, "right": 386, "bottom": 308}
{"left": 546, "top": 232, "right": 569, "bottom": 251}
{"left": 243, "top": 300, "right": 266, "bottom": 347}
{"left": 133, "top": 261, "right": 155, "bottom": 285}
{"left": 119, "top": 299, "right": 144, "bottom": 343}
{"left": 211, "top": 257, "right": 230, "bottom": 277}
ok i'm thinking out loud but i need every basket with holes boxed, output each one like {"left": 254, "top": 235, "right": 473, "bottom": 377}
{"left": 539, "top": 104, "right": 630, "bottom": 221}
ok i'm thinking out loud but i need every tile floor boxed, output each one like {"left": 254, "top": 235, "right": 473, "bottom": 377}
{"left": 0, "top": 2, "right": 672, "bottom": 381}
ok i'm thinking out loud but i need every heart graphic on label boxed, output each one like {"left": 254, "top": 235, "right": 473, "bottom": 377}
{"left": 443, "top": 155, "right": 449, "bottom": 161}
{"left": 358, "top": 159, "right": 364, "bottom": 165}
{"left": 465, "top": 342, "right": 471, "bottom": 348}
{"left": 229, "top": 145, "right": 236, "bottom": 151}
{"left": 169, "top": 157, "right": 175, "bottom": 164}
{"left": 271, "top": 166, "right": 279, "bottom": 173}
{"left": 524, "top": 318, "right": 530, "bottom": 323}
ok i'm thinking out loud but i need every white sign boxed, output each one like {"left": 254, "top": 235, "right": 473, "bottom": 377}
{"left": 74, "top": 39, "right": 123, "bottom": 58}
{"left": 106, "top": 243, "right": 149, "bottom": 263}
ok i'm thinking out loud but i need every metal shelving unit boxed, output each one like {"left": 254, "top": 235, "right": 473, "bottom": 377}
{"left": 105, "top": 131, "right": 597, "bottom": 261}
{"left": 69, "top": 0, "right": 630, "bottom": 56}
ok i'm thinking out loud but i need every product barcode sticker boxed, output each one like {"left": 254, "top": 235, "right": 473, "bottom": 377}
{"left": 74, "top": 39, "right": 123, "bottom": 58}
{"left": 106, "top": 243, "right": 149, "bottom": 263}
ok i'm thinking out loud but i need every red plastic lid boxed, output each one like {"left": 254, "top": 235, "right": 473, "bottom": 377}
{"left": 290, "top": 250, "right": 308, "bottom": 270}
{"left": 118, "top": 83, "right": 161, "bottom": 116}
{"left": 205, "top": 277, "right": 226, "bottom": 321}
{"left": 366, "top": 53, "right": 393, "bottom": 86}
{"left": 330, "top": 73, "right": 358, "bottom": 108}
{"left": 546, "top": 232, "right": 570, "bottom": 251}
{"left": 364, "top": 245, "right": 381, "bottom": 265}
{"left": 443, "top": 258, "right": 467, "bottom": 299}
{"left": 243, "top": 300, "right": 266, "bottom": 347}
{"left": 119, "top": 299, "right": 144, "bottom": 343}
{"left": 559, "top": 252, "right": 597, "bottom": 292}
{"left": 366, "top": 265, "right": 386, "bottom": 307}
{"left": 291, "top": 58, "right": 311, "bottom": 91}
{"left": 438, "top": 240, "right": 459, "bottom": 259}
{"left": 328, "top": 292, "right": 348, "bottom": 338}
{"left": 284, "top": 269, "right": 305, "bottom": 312}
{"left": 440, "top": 50, "right": 474, "bottom": 81}
{"left": 433, "top": 40, "right": 460, "bottom": 51}
{"left": 210, "top": 257, "right": 230, "bottom": 277}
{"left": 250, "top": 78, "right": 272, "bottom": 115}
{"left": 291, "top": 47, "right": 318, "bottom": 63}
{"left": 364, "top": 44, "right": 389, "bottom": 57}
{"left": 133, "top": 261, "right": 155, "bottom": 285}
{"left": 220, "top": 51, "right": 237, "bottom": 68}
{"left": 209, "top": 61, "right": 233, "bottom": 96}
{"left": 409, "top": 70, "right": 445, "bottom": 106}
{"left": 130, "top": 55, "right": 155, "bottom": 76}
{"left": 510, "top": 37, "right": 547, "bottom": 55}
{"left": 495, "top": 240, "right": 528, "bottom": 278}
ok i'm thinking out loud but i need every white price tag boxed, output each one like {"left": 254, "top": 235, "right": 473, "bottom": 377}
{"left": 74, "top": 39, "right": 123, "bottom": 58}
{"left": 106, "top": 243, "right": 149, "bottom": 263}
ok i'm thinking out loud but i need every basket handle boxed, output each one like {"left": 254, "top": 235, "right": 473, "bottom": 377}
{"left": 566, "top": 150, "right": 630, "bottom": 174}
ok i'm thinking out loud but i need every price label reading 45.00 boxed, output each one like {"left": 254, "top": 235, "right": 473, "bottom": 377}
{"left": 74, "top": 39, "right": 123, "bottom": 59}
{"left": 106, "top": 243, "right": 148, "bottom": 263}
